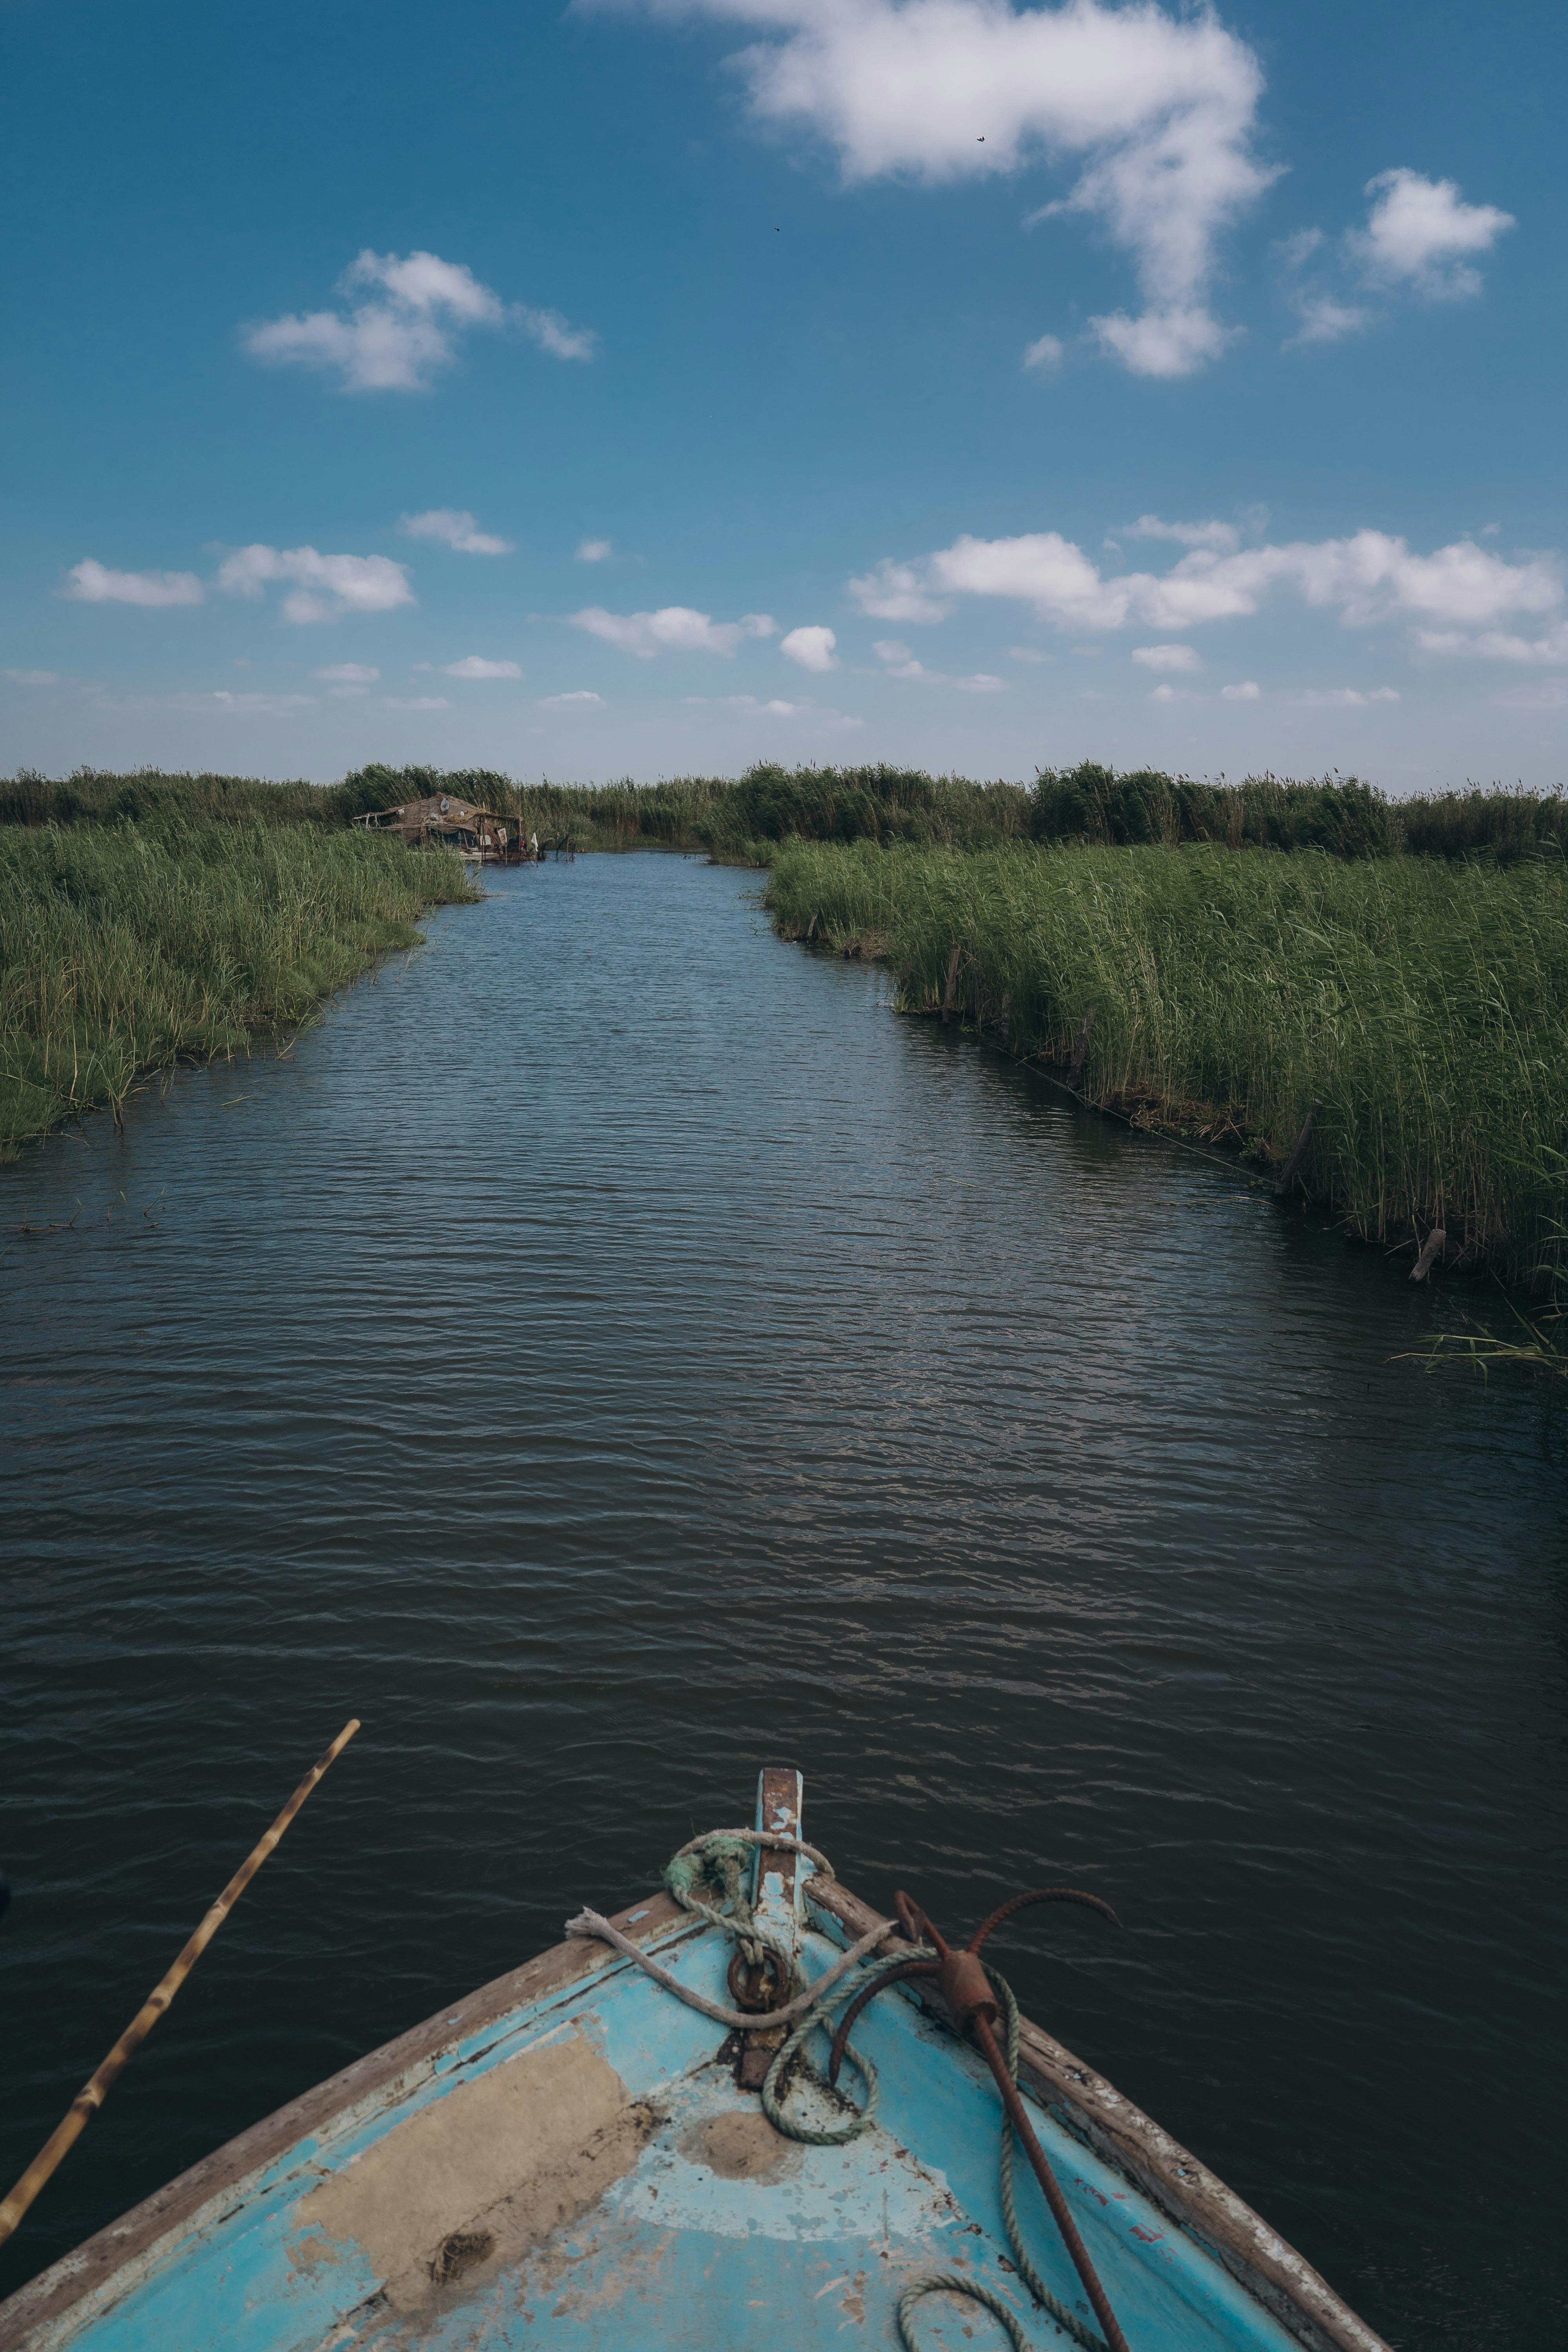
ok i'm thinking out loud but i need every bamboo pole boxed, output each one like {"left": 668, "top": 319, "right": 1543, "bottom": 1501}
{"left": 0, "top": 1719, "right": 360, "bottom": 2251}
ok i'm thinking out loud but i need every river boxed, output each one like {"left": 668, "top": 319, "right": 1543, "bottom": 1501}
{"left": 1, "top": 850, "right": 1564, "bottom": 2347}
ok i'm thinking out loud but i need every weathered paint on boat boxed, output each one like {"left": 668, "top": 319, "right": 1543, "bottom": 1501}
{"left": 0, "top": 1785, "right": 1390, "bottom": 2352}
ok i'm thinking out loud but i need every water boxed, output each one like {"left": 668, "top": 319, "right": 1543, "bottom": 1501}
{"left": 2, "top": 853, "right": 1564, "bottom": 2348}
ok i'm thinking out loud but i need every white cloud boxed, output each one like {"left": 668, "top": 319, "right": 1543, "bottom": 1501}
{"left": 66, "top": 558, "right": 204, "bottom": 607}
{"left": 1022, "top": 334, "right": 1063, "bottom": 373}
{"left": 1091, "top": 304, "right": 1236, "bottom": 378}
{"left": 4, "top": 668, "right": 61, "bottom": 685}
{"left": 1285, "top": 290, "right": 1372, "bottom": 347}
{"left": 1417, "top": 622, "right": 1568, "bottom": 666}
{"left": 1008, "top": 645, "right": 1052, "bottom": 663}
{"left": 243, "top": 249, "right": 595, "bottom": 393}
{"left": 870, "top": 637, "right": 1000, "bottom": 690}
{"left": 1351, "top": 169, "right": 1515, "bottom": 299}
{"left": 1125, "top": 515, "right": 1240, "bottom": 552}
{"left": 1294, "top": 686, "right": 1401, "bottom": 708}
{"left": 216, "top": 544, "right": 414, "bottom": 624}
{"left": 780, "top": 623, "right": 838, "bottom": 671}
{"left": 613, "top": 0, "right": 1274, "bottom": 377}
{"left": 1132, "top": 642, "right": 1201, "bottom": 671}
{"left": 568, "top": 605, "right": 777, "bottom": 656}
{"left": 848, "top": 559, "right": 949, "bottom": 623}
{"left": 1221, "top": 680, "right": 1260, "bottom": 700}
{"left": 576, "top": 538, "right": 613, "bottom": 562}
{"left": 383, "top": 695, "right": 449, "bottom": 709}
{"left": 311, "top": 662, "right": 381, "bottom": 682}
{"left": 1149, "top": 682, "right": 1196, "bottom": 702}
{"left": 443, "top": 655, "right": 524, "bottom": 678}
{"left": 852, "top": 524, "right": 1561, "bottom": 636}
{"left": 540, "top": 690, "right": 606, "bottom": 706}
{"left": 401, "top": 508, "right": 514, "bottom": 555}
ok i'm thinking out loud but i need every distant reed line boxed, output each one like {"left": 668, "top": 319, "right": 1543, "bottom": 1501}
{"left": 0, "top": 822, "right": 476, "bottom": 1157}
{"left": 6, "top": 761, "right": 1568, "bottom": 864}
{"left": 763, "top": 839, "right": 1568, "bottom": 1293}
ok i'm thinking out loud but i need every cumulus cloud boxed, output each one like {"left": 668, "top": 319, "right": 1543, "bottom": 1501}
{"left": 607, "top": 0, "right": 1274, "bottom": 376}
{"left": 780, "top": 624, "right": 838, "bottom": 671}
{"left": 216, "top": 544, "right": 414, "bottom": 624}
{"left": 311, "top": 662, "right": 381, "bottom": 682}
{"left": 243, "top": 250, "right": 595, "bottom": 393}
{"left": 1022, "top": 334, "right": 1064, "bottom": 374}
{"left": 1221, "top": 680, "right": 1259, "bottom": 699}
{"left": 850, "top": 524, "right": 1561, "bottom": 637}
{"left": 402, "top": 508, "right": 514, "bottom": 554}
{"left": 443, "top": 655, "right": 524, "bottom": 678}
{"left": 1294, "top": 686, "right": 1401, "bottom": 708}
{"left": 848, "top": 559, "right": 951, "bottom": 623}
{"left": 4, "top": 669, "right": 62, "bottom": 685}
{"left": 1351, "top": 169, "right": 1515, "bottom": 299}
{"left": 66, "top": 559, "right": 204, "bottom": 607}
{"left": 569, "top": 605, "right": 777, "bottom": 656}
{"left": 1132, "top": 642, "right": 1201, "bottom": 671}
{"left": 1417, "top": 622, "right": 1568, "bottom": 666}
{"left": 576, "top": 538, "right": 613, "bottom": 562}
{"left": 1285, "top": 290, "right": 1372, "bottom": 348}
{"left": 541, "top": 690, "right": 606, "bottom": 706}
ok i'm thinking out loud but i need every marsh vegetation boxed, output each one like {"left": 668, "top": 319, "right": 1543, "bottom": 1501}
{"left": 0, "top": 821, "right": 475, "bottom": 1156}
{"left": 765, "top": 838, "right": 1568, "bottom": 1294}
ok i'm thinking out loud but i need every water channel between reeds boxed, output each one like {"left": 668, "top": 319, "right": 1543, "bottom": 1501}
{"left": 1, "top": 852, "right": 1564, "bottom": 2350}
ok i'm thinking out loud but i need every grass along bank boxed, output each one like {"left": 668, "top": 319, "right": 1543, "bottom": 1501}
{"left": 11, "top": 763, "right": 1568, "bottom": 864}
{"left": 764, "top": 840, "right": 1568, "bottom": 1292}
{"left": 0, "top": 822, "right": 476, "bottom": 1157}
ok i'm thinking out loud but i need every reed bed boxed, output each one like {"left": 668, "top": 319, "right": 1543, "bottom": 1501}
{"left": 764, "top": 840, "right": 1568, "bottom": 1289}
{"left": 0, "top": 822, "right": 475, "bottom": 1156}
{"left": 16, "top": 763, "right": 1566, "bottom": 864}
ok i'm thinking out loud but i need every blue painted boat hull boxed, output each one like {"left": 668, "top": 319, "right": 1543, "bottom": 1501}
{"left": 0, "top": 1838, "right": 1388, "bottom": 2352}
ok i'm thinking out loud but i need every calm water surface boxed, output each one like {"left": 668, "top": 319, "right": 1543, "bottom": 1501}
{"left": 2, "top": 853, "right": 1564, "bottom": 2347}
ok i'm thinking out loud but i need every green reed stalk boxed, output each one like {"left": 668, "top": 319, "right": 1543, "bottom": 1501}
{"left": 0, "top": 822, "right": 476, "bottom": 1156}
{"left": 763, "top": 839, "right": 1568, "bottom": 1290}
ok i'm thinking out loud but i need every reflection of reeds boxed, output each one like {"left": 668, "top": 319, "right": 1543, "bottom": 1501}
{"left": 764, "top": 840, "right": 1568, "bottom": 1290}
{"left": 0, "top": 822, "right": 476, "bottom": 1156}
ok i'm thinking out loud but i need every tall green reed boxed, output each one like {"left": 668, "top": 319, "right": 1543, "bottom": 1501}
{"left": 764, "top": 839, "right": 1568, "bottom": 1288}
{"left": 0, "top": 822, "right": 475, "bottom": 1155}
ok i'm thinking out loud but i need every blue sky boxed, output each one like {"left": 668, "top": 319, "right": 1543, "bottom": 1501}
{"left": 2, "top": 0, "right": 1562, "bottom": 790}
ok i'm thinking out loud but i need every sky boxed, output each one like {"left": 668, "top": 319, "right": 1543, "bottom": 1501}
{"left": 1, "top": 0, "right": 1563, "bottom": 791}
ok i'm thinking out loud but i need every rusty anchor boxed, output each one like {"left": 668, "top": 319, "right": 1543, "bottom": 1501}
{"left": 828, "top": 1885, "right": 1132, "bottom": 2352}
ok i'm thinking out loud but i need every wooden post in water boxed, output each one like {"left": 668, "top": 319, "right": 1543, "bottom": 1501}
{"left": 941, "top": 945, "right": 961, "bottom": 1022}
{"left": 0, "top": 1720, "right": 361, "bottom": 2252}
{"left": 1274, "top": 1100, "right": 1322, "bottom": 1197}
{"left": 1410, "top": 1227, "right": 1446, "bottom": 1281}
{"left": 1068, "top": 1002, "right": 1098, "bottom": 1087}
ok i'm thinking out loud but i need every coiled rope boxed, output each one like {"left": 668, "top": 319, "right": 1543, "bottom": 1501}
{"left": 567, "top": 1828, "right": 1105, "bottom": 2351}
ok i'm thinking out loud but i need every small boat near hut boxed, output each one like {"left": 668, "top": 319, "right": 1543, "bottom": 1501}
{"left": 0, "top": 1769, "right": 1390, "bottom": 2352}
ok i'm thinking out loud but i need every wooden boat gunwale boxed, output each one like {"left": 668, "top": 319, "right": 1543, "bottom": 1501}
{"left": 0, "top": 1875, "right": 1390, "bottom": 2352}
